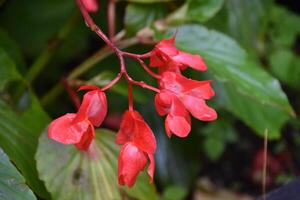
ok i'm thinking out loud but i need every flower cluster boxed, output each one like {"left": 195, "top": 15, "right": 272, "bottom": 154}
{"left": 48, "top": 0, "right": 217, "bottom": 188}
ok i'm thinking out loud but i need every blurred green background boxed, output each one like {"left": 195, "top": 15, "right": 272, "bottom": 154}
{"left": 0, "top": 0, "right": 300, "bottom": 199}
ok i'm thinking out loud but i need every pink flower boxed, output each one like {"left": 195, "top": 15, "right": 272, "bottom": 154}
{"left": 116, "top": 110, "right": 156, "bottom": 187}
{"left": 155, "top": 72, "right": 217, "bottom": 137}
{"left": 82, "top": 0, "right": 99, "bottom": 13}
{"left": 150, "top": 37, "right": 207, "bottom": 74}
{"left": 48, "top": 86, "right": 107, "bottom": 151}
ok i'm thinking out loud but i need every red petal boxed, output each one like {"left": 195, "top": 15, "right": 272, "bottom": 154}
{"left": 147, "top": 154, "right": 155, "bottom": 183}
{"left": 117, "top": 111, "right": 156, "bottom": 154}
{"left": 78, "top": 85, "right": 100, "bottom": 91}
{"left": 75, "top": 90, "right": 107, "bottom": 127}
{"left": 133, "top": 119, "right": 157, "bottom": 154}
{"left": 75, "top": 123, "right": 95, "bottom": 151}
{"left": 115, "top": 111, "right": 135, "bottom": 145}
{"left": 173, "top": 51, "right": 207, "bottom": 71}
{"left": 181, "top": 95, "right": 217, "bottom": 121}
{"left": 48, "top": 113, "right": 89, "bottom": 144}
{"left": 154, "top": 92, "right": 172, "bottom": 116}
{"left": 82, "top": 0, "right": 99, "bottom": 13}
{"left": 165, "top": 114, "right": 191, "bottom": 138}
{"left": 118, "top": 143, "right": 148, "bottom": 187}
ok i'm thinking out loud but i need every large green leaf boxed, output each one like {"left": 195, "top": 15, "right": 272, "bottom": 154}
{"left": 0, "top": 28, "right": 26, "bottom": 72}
{"left": 0, "top": 48, "right": 21, "bottom": 90}
{"left": 269, "top": 49, "right": 300, "bottom": 89}
{"left": 0, "top": 148, "right": 36, "bottom": 200}
{"left": 0, "top": 0, "right": 75, "bottom": 57}
{"left": 225, "top": 0, "right": 272, "bottom": 51}
{"left": 166, "top": 0, "right": 225, "bottom": 24}
{"left": 155, "top": 25, "right": 293, "bottom": 138}
{"left": 36, "top": 128, "right": 158, "bottom": 200}
{"left": 0, "top": 50, "right": 50, "bottom": 197}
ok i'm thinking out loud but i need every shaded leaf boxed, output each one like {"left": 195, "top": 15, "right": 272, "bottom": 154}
{"left": 125, "top": 3, "right": 166, "bottom": 36}
{"left": 0, "top": 48, "right": 21, "bottom": 90}
{"left": 36, "top": 128, "right": 158, "bottom": 200}
{"left": 0, "top": 50, "right": 50, "bottom": 198}
{"left": 155, "top": 25, "right": 293, "bottom": 138}
{"left": 167, "top": 0, "right": 225, "bottom": 24}
{"left": 0, "top": 148, "right": 36, "bottom": 200}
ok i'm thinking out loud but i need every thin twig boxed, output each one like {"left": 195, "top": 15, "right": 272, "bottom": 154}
{"left": 262, "top": 129, "right": 268, "bottom": 200}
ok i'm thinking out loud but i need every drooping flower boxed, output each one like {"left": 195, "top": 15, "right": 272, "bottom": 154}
{"left": 149, "top": 37, "right": 207, "bottom": 74}
{"left": 155, "top": 72, "right": 217, "bottom": 137}
{"left": 82, "top": 0, "right": 99, "bottom": 13}
{"left": 116, "top": 110, "right": 156, "bottom": 187}
{"left": 155, "top": 91, "right": 191, "bottom": 137}
{"left": 48, "top": 86, "right": 107, "bottom": 151}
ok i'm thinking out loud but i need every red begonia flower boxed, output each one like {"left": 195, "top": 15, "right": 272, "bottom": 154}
{"left": 82, "top": 0, "right": 99, "bottom": 13}
{"left": 48, "top": 85, "right": 107, "bottom": 151}
{"left": 75, "top": 86, "right": 107, "bottom": 127}
{"left": 150, "top": 37, "right": 207, "bottom": 73}
{"left": 155, "top": 91, "right": 191, "bottom": 137}
{"left": 116, "top": 110, "right": 156, "bottom": 187}
{"left": 48, "top": 113, "right": 94, "bottom": 151}
{"left": 159, "top": 71, "right": 217, "bottom": 121}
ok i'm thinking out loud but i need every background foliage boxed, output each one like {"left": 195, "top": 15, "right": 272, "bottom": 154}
{"left": 0, "top": 0, "right": 300, "bottom": 199}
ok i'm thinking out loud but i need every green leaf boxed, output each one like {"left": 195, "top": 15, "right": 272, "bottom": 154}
{"left": 0, "top": 0, "right": 75, "bottom": 57}
{"left": 36, "top": 129, "right": 158, "bottom": 200}
{"left": 0, "top": 50, "right": 50, "bottom": 198}
{"left": 166, "top": 0, "right": 225, "bottom": 24}
{"left": 0, "top": 28, "right": 26, "bottom": 72}
{"left": 269, "top": 6, "right": 300, "bottom": 47}
{"left": 0, "top": 49, "right": 22, "bottom": 90}
{"left": 269, "top": 49, "right": 300, "bottom": 89}
{"left": 125, "top": 3, "right": 167, "bottom": 36}
{"left": 155, "top": 25, "right": 294, "bottom": 138}
{"left": 161, "top": 185, "right": 187, "bottom": 200}
{"left": 225, "top": 0, "right": 272, "bottom": 51}
{"left": 0, "top": 148, "right": 37, "bottom": 200}
{"left": 187, "top": 0, "right": 225, "bottom": 22}
{"left": 201, "top": 120, "right": 237, "bottom": 161}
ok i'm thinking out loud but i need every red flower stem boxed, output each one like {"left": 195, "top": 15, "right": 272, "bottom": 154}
{"left": 76, "top": 0, "right": 160, "bottom": 93}
{"left": 101, "top": 72, "right": 123, "bottom": 91}
{"left": 123, "top": 52, "right": 152, "bottom": 59}
{"left": 107, "top": 0, "right": 116, "bottom": 40}
{"left": 127, "top": 82, "right": 134, "bottom": 111}
{"left": 61, "top": 78, "right": 81, "bottom": 109}
{"left": 136, "top": 58, "right": 161, "bottom": 79}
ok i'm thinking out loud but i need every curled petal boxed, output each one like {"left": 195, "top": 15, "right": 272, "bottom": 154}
{"left": 147, "top": 154, "right": 155, "bottom": 183}
{"left": 154, "top": 91, "right": 172, "bottom": 116}
{"left": 48, "top": 113, "right": 89, "bottom": 144}
{"left": 75, "top": 124, "right": 95, "bottom": 151}
{"left": 181, "top": 95, "right": 217, "bottom": 121}
{"left": 165, "top": 114, "right": 191, "bottom": 138}
{"left": 118, "top": 143, "right": 148, "bottom": 187}
{"left": 116, "top": 111, "right": 156, "bottom": 154}
{"left": 116, "top": 111, "right": 135, "bottom": 145}
{"left": 76, "top": 89, "right": 107, "bottom": 127}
